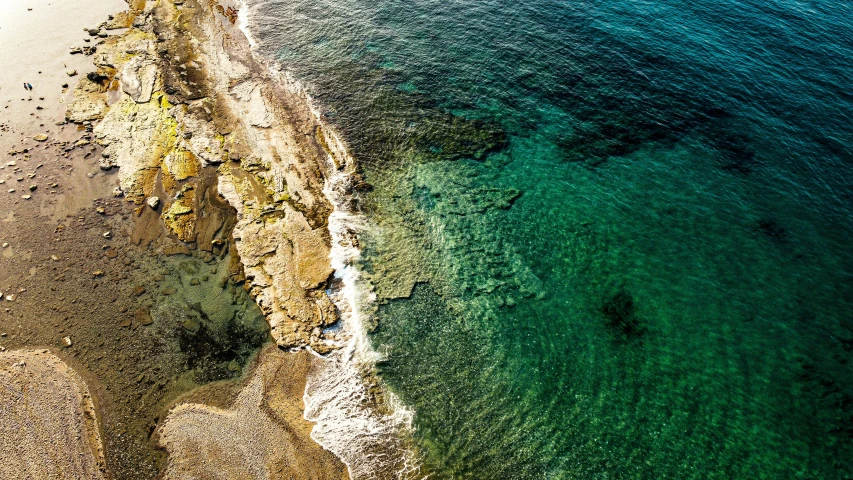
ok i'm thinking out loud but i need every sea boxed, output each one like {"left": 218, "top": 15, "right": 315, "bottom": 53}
{"left": 239, "top": 0, "right": 853, "bottom": 477}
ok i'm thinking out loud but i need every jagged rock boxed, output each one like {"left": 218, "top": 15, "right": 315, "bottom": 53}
{"left": 96, "top": 94, "right": 179, "bottom": 202}
{"left": 65, "top": 78, "right": 108, "bottom": 123}
{"left": 121, "top": 55, "right": 158, "bottom": 103}
{"left": 162, "top": 185, "right": 196, "bottom": 242}
{"left": 146, "top": 196, "right": 160, "bottom": 209}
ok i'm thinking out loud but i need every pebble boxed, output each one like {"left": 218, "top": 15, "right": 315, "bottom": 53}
{"left": 5, "top": 294, "right": 16, "bottom": 302}
{"left": 96, "top": 207, "right": 106, "bottom": 214}
{"left": 22, "top": 195, "right": 31, "bottom": 200}
{"left": 33, "top": 133, "right": 48, "bottom": 142}
{"left": 50, "top": 255, "right": 60, "bottom": 261}
{"left": 146, "top": 196, "right": 160, "bottom": 209}
{"left": 62, "top": 336, "right": 73, "bottom": 347}
{"left": 103, "top": 231, "right": 112, "bottom": 239}
{"left": 1, "top": 243, "right": 8, "bottom": 248}
{"left": 67, "top": 70, "right": 78, "bottom": 77}
{"left": 92, "top": 270, "right": 104, "bottom": 277}
{"left": 112, "top": 186, "right": 123, "bottom": 198}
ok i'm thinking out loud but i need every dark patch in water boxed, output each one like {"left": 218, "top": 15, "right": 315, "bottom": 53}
{"left": 602, "top": 290, "right": 645, "bottom": 341}
{"left": 757, "top": 219, "right": 786, "bottom": 240}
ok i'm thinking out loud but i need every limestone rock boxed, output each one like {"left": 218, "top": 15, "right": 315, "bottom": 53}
{"left": 120, "top": 55, "right": 158, "bottom": 103}
{"left": 163, "top": 185, "right": 196, "bottom": 242}
{"left": 65, "top": 78, "right": 108, "bottom": 123}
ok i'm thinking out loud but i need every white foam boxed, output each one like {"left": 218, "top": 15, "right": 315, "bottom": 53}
{"left": 235, "top": 3, "right": 424, "bottom": 478}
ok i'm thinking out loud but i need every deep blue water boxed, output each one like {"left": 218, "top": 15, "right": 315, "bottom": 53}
{"left": 246, "top": 0, "right": 853, "bottom": 477}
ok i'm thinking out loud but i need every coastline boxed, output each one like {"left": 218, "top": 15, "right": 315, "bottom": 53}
{"left": 0, "top": 0, "right": 424, "bottom": 475}
{"left": 0, "top": 0, "right": 419, "bottom": 478}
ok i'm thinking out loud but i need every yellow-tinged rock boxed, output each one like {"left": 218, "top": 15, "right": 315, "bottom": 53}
{"left": 162, "top": 185, "right": 196, "bottom": 242}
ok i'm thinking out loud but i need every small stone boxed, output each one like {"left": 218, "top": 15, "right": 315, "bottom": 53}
{"left": 33, "top": 134, "right": 48, "bottom": 142}
{"left": 22, "top": 195, "right": 31, "bottom": 200}
{"left": 62, "top": 83, "right": 69, "bottom": 89}
{"left": 96, "top": 207, "right": 105, "bottom": 214}
{"left": 135, "top": 308, "right": 153, "bottom": 326}
{"left": 67, "top": 70, "right": 78, "bottom": 77}
{"left": 161, "top": 287, "right": 176, "bottom": 296}
{"left": 92, "top": 270, "right": 104, "bottom": 277}
{"left": 1, "top": 243, "right": 8, "bottom": 248}
{"left": 103, "top": 231, "right": 112, "bottom": 239}
{"left": 146, "top": 196, "right": 160, "bottom": 209}
{"left": 227, "top": 360, "right": 240, "bottom": 372}
{"left": 29, "top": 185, "right": 37, "bottom": 192}
{"left": 133, "top": 285, "right": 146, "bottom": 296}
{"left": 50, "top": 255, "right": 60, "bottom": 261}
{"left": 112, "top": 186, "right": 123, "bottom": 198}
{"left": 189, "top": 278, "right": 200, "bottom": 286}
{"left": 120, "top": 319, "right": 132, "bottom": 328}
{"left": 5, "top": 294, "right": 15, "bottom": 302}
{"left": 181, "top": 318, "right": 200, "bottom": 333}
{"left": 62, "top": 336, "right": 73, "bottom": 347}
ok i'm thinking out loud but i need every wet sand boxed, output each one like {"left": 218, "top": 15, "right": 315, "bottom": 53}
{"left": 0, "top": 0, "right": 348, "bottom": 478}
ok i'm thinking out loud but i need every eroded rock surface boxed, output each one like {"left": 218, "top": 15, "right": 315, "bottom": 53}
{"left": 65, "top": 0, "right": 348, "bottom": 354}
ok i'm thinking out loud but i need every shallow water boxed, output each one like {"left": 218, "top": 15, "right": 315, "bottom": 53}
{"left": 245, "top": 0, "right": 853, "bottom": 477}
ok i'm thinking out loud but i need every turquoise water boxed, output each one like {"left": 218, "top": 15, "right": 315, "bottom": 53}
{"left": 246, "top": 0, "right": 853, "bottom": 477}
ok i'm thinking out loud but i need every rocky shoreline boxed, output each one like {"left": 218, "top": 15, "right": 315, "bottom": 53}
{"left": 1, "top": 0, "right": 366, "bottom": 477}
{"left": 69, "top": 0, "right": 350, "bottom": 354}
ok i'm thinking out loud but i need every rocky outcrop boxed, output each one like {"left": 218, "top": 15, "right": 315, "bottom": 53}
{"left": 66, "top": 77, "right": 109, "bottom": 122}
{"left": 121, "top": 55, "right": 158, "bottom": 103}
{"left": 64, "top": 0, "right": 345, "bottom": 354}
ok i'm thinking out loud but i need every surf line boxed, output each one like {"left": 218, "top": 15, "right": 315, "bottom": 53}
{"left": 234, "top": 3, "right": 424, "bottom": 478}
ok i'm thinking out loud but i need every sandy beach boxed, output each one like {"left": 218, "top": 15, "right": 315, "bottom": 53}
{"left": 0, "top": 0, "right": 352, "bottom": 478}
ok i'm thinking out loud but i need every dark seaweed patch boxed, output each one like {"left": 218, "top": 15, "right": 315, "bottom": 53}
{"left": 602, "top": 290, "right": 645, "bottom": 340}
{"left": 757, "top": 219, "right": 786, "bottom": 240}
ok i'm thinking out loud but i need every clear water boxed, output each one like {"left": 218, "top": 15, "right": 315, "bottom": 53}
{"left": 245, "top": 0, "right": 853, "bottom": 477}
